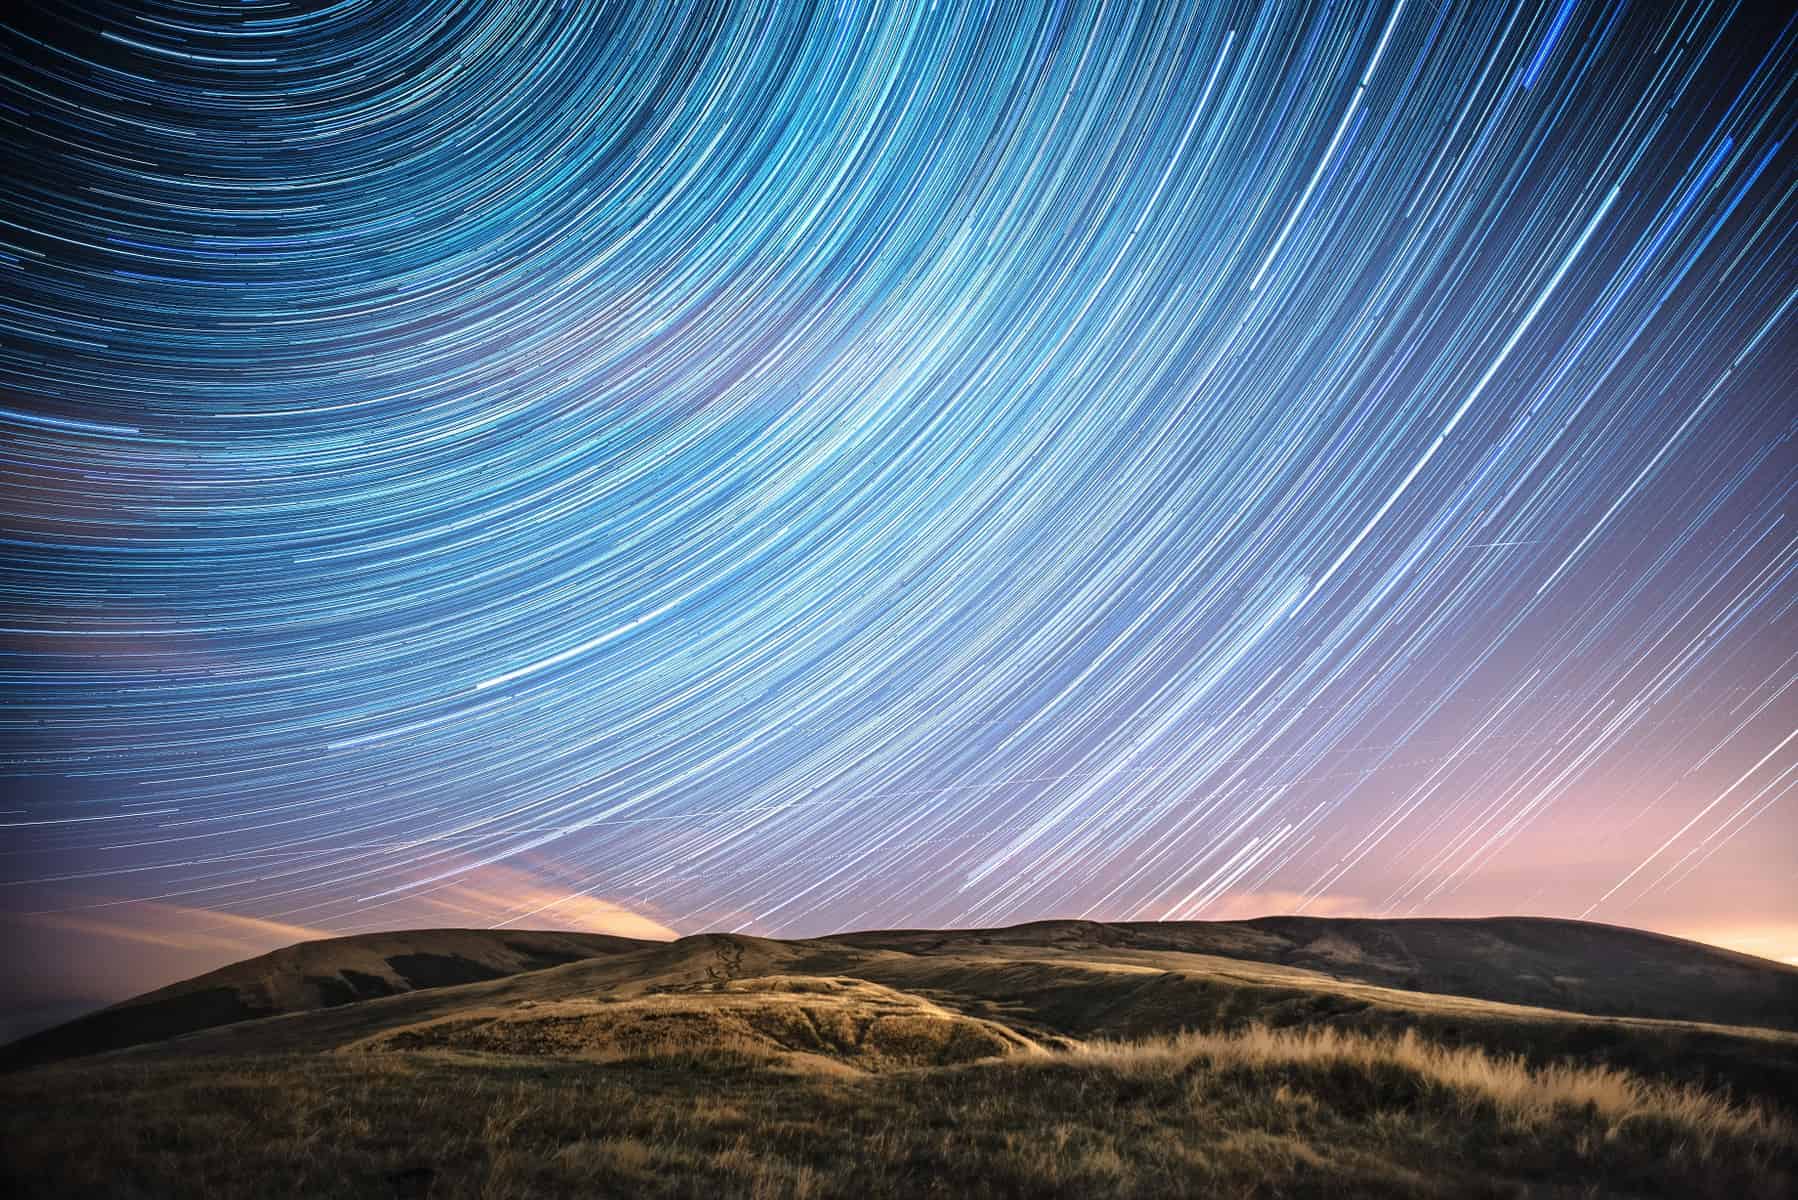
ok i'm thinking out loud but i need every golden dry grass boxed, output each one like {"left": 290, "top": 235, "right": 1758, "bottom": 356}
{"left": 8, "top": 924, "right": 1798, "bottom": 1197}
{"left": 3, "top": 1021, "right": 1792, "bottom": 1198}
{"left": 1064, "top": 1023, "right": 1787, "bottom": 1144}
{"left": 32, "top": 929, "right": 1797, "bottom": 1113}
{"left": 342, "top": 975, "right": 1036, "bottom": 1071}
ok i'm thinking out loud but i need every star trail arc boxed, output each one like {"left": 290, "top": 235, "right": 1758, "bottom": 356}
{"left": 1, "top": 0, "right": 1794, "bottom": 950}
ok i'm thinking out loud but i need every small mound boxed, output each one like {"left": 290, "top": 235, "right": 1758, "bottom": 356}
{"left": 346, "top": 975, "right": 1035, "bottom": 1071}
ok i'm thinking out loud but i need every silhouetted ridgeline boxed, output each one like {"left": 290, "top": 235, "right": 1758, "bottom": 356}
{"left": 832, "top": 915, "right": 1798, "bottom": 1031}
{"left": 5, "top": 916, "right": 1796, "bottom": 1078}
{"left": 0, "top": 928, "right": 652, "bottom": 1071}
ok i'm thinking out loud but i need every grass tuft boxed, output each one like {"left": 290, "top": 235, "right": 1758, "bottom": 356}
{"left": 3, "top": 1023, "right": 1791, "bottom": 1198}
{"left": 1064, "top": 1023, "right": 1785, "bottom": 1143}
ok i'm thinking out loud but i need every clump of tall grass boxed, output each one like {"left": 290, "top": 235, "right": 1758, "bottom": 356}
{"left": 5, "top": 1033, "right": 1793, "bottom": 1199}
{"left": 1064, "top": 1023, "right": 1786, "bottom": 1144}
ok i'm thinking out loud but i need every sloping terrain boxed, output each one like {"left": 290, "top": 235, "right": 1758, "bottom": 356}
{"left": 832, "top": 915, "right": 1798, "bottom": 1031}
{"left": 14, "top": 924, "right": 1789, "bottom": 1109}
{"left": 0, "top": 928, "right": 655, "bottom": 1071}
{"left": 3, "top": 919, "right": 1796, "bottom": 1198}
{"left": 4, "top": 996, "right": 1792, "bottom": 1199}
{"left": 346, "top": 974, "right": 1038, "bottom": 1071}
{"left": 12, "top": 914, "right": 1795, "bottom": 1077}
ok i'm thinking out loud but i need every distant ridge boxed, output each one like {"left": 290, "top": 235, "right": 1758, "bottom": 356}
{"left": 6, "top": 916, "right": 1796, "bottom": 1073}
{"left": 0, "top": 928, "right": 654, "bottom": 1072}
{"left": 830, "top": 915, "right": 1798, "bottom": 1033}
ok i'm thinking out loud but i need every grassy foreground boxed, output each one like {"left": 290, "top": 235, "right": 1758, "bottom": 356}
{"left": 3, "top": 1024, "right": 1791, "bottom": 1199}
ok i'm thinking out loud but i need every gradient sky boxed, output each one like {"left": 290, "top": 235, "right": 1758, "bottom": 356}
{"left": 2, "top": 0, "right": 1795, "bottom": 1041}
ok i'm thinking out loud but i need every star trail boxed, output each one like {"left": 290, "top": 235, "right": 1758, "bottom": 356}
{"left": 2, "top": 0, "right": 1796, "bottom": 1019}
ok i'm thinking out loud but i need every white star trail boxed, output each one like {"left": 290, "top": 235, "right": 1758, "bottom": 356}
{"left": 1, "top": 1, "right": 1793, "bottom": 947}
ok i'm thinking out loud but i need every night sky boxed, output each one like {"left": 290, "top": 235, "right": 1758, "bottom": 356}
{"left": 3, "top": 1, "right": 1795, "bottom": 1040}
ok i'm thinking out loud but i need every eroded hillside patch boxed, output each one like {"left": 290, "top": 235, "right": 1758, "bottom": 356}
{"left": 345, "top": 975, "right": 1036, "bottom": 1071}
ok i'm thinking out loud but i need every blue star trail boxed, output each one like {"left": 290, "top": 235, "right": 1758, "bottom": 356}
{"left": 1, "top": 1, "right": 1794, "bottom": 948}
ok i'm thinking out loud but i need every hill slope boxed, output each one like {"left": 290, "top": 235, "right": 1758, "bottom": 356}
{"left": 11, "top": 915, "right": 1794, "bottom": 1076}
{"left": 831, "top": 915, "right": 1798, "bottom": 1032}
{"left": 0, "top": 928, "right": 656, "bottom": 1071}
{"left": 3, "top": 920, "right": 1796, "bottom": 1199}
{"left": 8, "top": 921, "right": 1789, "bottom": 1110}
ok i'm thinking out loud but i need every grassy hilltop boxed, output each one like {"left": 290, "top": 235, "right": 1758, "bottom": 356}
{"left": 3, "top": 918, "right": 1795, "bottom": 1198}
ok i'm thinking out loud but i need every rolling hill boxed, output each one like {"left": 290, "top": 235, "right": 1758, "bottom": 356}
{"left": 8, "top": 915, "right": 1794, "bottom": 1072}
{"left": 832, "top": 915, "right": 1798, "bottom": 1031}
{"left": 0, "top": 927, "right": 654, "bottom": 1072}
{"left": 4, "top": 917, "right": 1795, "bottom": 1197}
